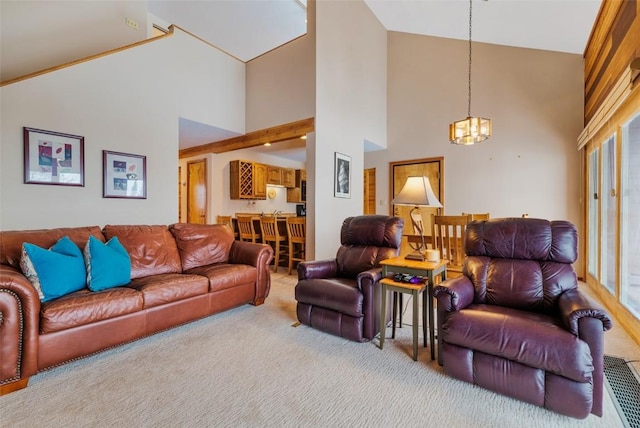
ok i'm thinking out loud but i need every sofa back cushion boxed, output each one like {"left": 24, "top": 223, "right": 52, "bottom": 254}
{"left": 463, "top": 218, "right": 578, "bottom": 313}
{"left": 103, "top": 225, "right": 182, "bottom": 279}
{"left": 1, "top": 226, "right": 104, "bottom": 270}
{"left": 336, "top": 215, "right": 403, "bottom": 278}
{"left": 169, "top": 223, "right": 234, "bottom": 271}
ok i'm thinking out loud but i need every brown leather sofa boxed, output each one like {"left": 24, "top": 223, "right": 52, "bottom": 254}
{"left": 0, "top": 223, "right": 273, "bottom": 395}
{"left": 434, "top": 218, "right": 612, "bottom": 419}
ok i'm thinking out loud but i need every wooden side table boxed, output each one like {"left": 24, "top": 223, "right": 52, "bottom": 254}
{"left": 379, "top": 257, "right": 447, "bottom": 361}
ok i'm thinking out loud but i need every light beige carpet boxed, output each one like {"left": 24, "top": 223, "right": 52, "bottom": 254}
{"left": 0, "top": 273, "right": 628, "bottom": 427}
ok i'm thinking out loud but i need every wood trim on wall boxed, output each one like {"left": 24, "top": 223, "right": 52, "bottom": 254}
{"left": 1, "top": 27, "right": 176, "bottom": 88}
{"left": 584, "top": 0, "right": 640, "bottom": 125}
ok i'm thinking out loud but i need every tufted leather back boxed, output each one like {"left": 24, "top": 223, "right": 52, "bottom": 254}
{"left": 463, "top": 218, "right": 578, "bottom": 313}
{"left": 335, "top": 215, "right": 404, "bottom": 278}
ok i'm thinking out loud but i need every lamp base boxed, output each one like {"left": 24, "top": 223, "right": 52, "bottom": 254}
{"left": 404, "top": 251, "right": 426, "bottom": 261}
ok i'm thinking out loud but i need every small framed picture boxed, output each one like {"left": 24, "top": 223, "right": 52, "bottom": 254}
{"left": 334, "top": 152, "right": 351, "bottom": 198}
{"left": 103, "top": 150, "right": 146, "bottom": 199}
{"left": 23, "top": 127, "right": 85, "bottom": 186}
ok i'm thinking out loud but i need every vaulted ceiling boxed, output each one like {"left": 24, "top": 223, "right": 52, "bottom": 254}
{"left": 1, "top": 0, "right": 601, "bottom": 159}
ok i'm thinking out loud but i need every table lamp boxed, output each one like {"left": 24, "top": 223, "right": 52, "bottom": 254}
{"left": 392, "top": 176, "right": 442, "bottom": 261}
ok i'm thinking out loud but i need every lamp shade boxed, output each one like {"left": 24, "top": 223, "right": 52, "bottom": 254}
{"left": 392, "top": 176, "right": 442, "bottom": 207}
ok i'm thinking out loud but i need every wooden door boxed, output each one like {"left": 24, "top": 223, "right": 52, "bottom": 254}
{"left": 390, "top": 158, "right": 443, "bottom": 256}
{"left": 187, "top": 159, "right": 207, "bottom": 224}
{"left": 363, "top": 168, "right": 376, "bottom": 214}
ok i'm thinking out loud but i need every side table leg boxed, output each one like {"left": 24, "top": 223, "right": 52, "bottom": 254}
{"left": 412, "top": 289, "right": 418, "bottom": 361}
{"left": 429, "top": 277, "right": 435, "bottom": 361}
{"left": 422, "top": 288, "right": 427, "bottom": 348}
{"left": 392, "top": 291, "right": 397, "bottom": 339}
{"left": 380, "top": 283, "right": 387, "bottom": 350}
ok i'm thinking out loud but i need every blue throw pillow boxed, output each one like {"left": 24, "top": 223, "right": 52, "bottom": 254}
{"left": 20, "top": 236, "right": 87, "bottom": 302}
{"left": 84, "top": 235, "right": 131, "bottom": 291}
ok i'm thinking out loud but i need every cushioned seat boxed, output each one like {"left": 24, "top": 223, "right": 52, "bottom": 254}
{"left": 186, "top": 264, "right": 257, "bottom": 293}
{"left": 295, "top": 215, "right": 404, "bottom": 342}
{"left": 434, "top": 218, "right": 613, "bottom": 419}
{"left": 40, "top": 287, "right": 143, "bottom": 333}
{"left": 128, "top": 273, "right": 209, "bottom": 308}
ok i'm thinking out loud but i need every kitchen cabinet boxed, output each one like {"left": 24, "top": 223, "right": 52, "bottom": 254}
{"left": 229, "top": 160, "right": 267, "bottom": 199}
{"left": 253, "top": 163, "right": 267, "bottom": 199}
{"left": 282, "top": 168, "right": 295, "bottom": 188}
{"left": 267, "top": 165, "right": 282, "bottom": 185}
{"left": 287, "top": 169, "right": 307, "bottom": 203}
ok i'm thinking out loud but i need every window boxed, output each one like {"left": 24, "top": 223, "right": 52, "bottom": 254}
{"left": 587, "top": 148, "right": 599, "bottom": 279}
{"left": 600, "top": 135, "right": 616, "bottom": 295}
{"left": 620, "top": 113, "right": 640, "bottom": 317}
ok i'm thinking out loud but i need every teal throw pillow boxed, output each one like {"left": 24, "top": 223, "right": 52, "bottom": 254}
{"left": 84, "top": 235, "right": 131, "bottom": 291}
{"left": 20, "top": 236, "right": 87, "bottom": 302}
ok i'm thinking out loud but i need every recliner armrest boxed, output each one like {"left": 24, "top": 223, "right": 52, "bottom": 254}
{"left": 357, "top": 267, "right": 382, "bottom": 290}
{"left": 298, "top": 259, "right": 338, "bottom": 280}
{"left": 434, "top": 276, "right": 475, "bottom": 312}
{"left": 558, "top": 288, "right": 613, "bottom": 335}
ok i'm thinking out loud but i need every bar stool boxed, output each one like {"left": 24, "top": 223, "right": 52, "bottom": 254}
{"left": 286, "top": 216, "right": 306, "bottom": 275}
{"left": 260, "top": 216, "right": 288, "bottom": 272}
{"left": 237, "top": 215, "right": 261, "bottom": 243}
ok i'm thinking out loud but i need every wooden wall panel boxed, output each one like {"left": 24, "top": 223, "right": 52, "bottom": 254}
{"left": 584, "top": 0, "right": 640, "bottom": 125}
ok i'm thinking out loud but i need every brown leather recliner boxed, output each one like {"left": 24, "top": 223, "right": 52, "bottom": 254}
{"left": 434, "top": 218, "right": 613, "bottom": 419}
{"left": 294, "top": 215, "right": 404, "bottom": 342}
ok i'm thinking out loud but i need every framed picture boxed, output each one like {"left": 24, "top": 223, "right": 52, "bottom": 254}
{"left": 103, "top": 150, "right": 146, "bottom": 199}
{"left": 334, "top": 152, "right": 351, "bottom": 198}
{"left": 23, "top": 127, "right": 85, "bottom": 186}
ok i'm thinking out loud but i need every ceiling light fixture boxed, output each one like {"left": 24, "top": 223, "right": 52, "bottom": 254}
{"left": 264, "top": 142, "right": 271, "bottom": 147}
{"left": 449, "top": 0, "right": 492, "bottom": 145}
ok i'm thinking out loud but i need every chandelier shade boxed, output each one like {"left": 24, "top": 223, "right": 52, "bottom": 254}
{"left": 449, "top": 0, "right": 492, "bottom": 145}
{"left": 449, "top": 116, "right": 492, "bottom": 145}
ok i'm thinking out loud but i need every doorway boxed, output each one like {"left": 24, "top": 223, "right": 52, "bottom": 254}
{"left": 363, "top": 168, "right": 376, "bottom": 214}
{"left": 389, "top": 157, "right": 444, "bottom": 256}
{"left": 187, "top": 159, "right": 207, "bottom": 224}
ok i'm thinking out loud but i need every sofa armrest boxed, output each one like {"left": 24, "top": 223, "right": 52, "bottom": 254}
{"left": 558, "top": 288, "right": 613, "bottom": 336}
{"left": 0, "top": 265, "right": 40, "bottom": 386}
{"left": 434, "top": 276, "right": 475, "bottom": 312}
{"left": 228, "top": 241, "right": 273, "bottom": 305}
{"left": 298, "top": 259, "right": 338, "bottom": 280}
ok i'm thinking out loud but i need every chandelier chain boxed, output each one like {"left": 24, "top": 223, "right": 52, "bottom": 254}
{"left": 467, "top": 0, "right": 473, "bottom": 118}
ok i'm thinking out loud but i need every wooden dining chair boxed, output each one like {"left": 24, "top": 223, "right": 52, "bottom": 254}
{"left": 461, "top": 212, "right": 490, "bottom": 221}
{"left": 237, "top": 215, "right": 261, "bottom": 243}
{"left": 216, "top": 215, "right": 238, "bottom": 239}
{"left": 432, "top": 214, "right": 470, "bottom": 278}
{"left": 286, "top": 216, "right": 306, "bottom": 275}
{"left": 260, "top": 216, "right": 288, "bottom": 272}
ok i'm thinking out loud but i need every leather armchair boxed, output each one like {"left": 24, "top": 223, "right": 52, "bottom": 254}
{"left": 295, "top": 215, "right": 404, "bottom": 342}
{"left": 434, "top": 218, "right": 613, "bottom": 419}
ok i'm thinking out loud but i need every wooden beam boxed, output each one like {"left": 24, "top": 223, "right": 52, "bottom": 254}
{"left": 179, "top": 117, "right": 314, "bottom": 159}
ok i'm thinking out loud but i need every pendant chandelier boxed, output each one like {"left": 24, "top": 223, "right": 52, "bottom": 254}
{"left": 449, "top": 0, "right": 492, "bottom": 145}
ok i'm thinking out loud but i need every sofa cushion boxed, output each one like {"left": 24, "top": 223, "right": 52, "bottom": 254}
{"left": 84, "top": 236, "right": 131, "bottom": 291}
{"left": 169, "top": 223, "right": 235, "bottom": 270}
{"left": 1, "top": 226, "right": 104, "bottom": 270}
{"left": 20, "top": 236, "right": 87, "bottom": 302}
{"left": 103, "top": 225, "right": 182, "bottom": 279}
{"left": 40, "top": 287, "right": 143, "bottom": 333}
{"left": 127, "top": 273, "right": 209, "bottom": 308}
{"left": 295, "top": 278, "right": 363, "bottom": 317}
{"left": 185, "top": 264, "right": 257, "bottom": 293}
{"left": 442, "top": 304, "right": 594, "bottom": 383}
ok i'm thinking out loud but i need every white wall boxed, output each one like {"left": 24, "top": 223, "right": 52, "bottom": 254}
{"left": 314, "top": 0, "right": 387, "bottom": 259}
{"left": 366, "top": 32, "right": 584, "bottom": 268}
{"left": 0, "top": 29, "right": 245, "bottom": 230}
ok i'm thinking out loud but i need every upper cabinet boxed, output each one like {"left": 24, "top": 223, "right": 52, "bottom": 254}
{"left": 230, "top": 161, "right": 298, "bottom": 199}
{"left": 282, "top": 168, "right": 295, "bottom": 188}
{"left": 267, "top": 165, "right": 282, "bottom": 186}
{"left": 253, "top": 163, "right": 267, "bottom": 199}
{"left": 230, "top": 160, "right": 267, "bottom": 200}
